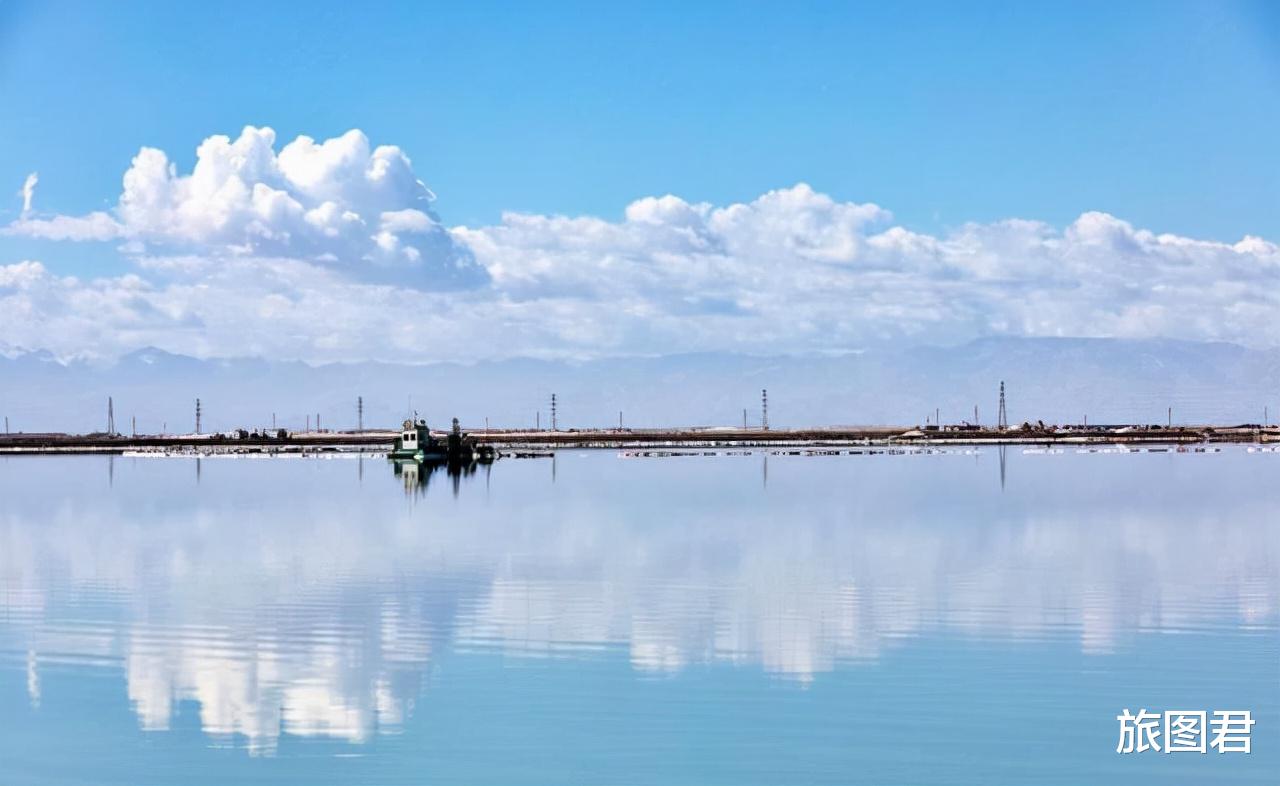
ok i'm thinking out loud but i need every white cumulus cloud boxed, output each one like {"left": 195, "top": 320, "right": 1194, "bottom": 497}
{"left": 2, "top": 128, "right": 1279, "bottom": 362}
{"left": 4, "top": 127, "right": 482, "bottom": 288}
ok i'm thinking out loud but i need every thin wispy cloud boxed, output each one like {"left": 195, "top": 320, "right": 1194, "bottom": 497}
{"left": 19, "top": 172, "right": 37, "bottom": 216}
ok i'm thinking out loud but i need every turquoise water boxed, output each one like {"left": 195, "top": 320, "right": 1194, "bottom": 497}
{"left": 0, "top": 448, "right": 1276, "bottom": 784}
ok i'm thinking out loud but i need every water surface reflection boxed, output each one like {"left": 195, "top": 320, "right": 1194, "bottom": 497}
{"left": 0, "top": 449, "right": 1276, "bottom": 759}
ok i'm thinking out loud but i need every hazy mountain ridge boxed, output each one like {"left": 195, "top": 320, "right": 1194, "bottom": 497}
{"left": 1, "top": 338, "right": 1277, "bottom": 434}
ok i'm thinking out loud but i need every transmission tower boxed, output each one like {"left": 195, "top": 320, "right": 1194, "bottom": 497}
{"left": 551, "top": 393, "right": 558, "bottom": 431}
{"left": 997, "top": 382, "right": 1008, "bottom": 431}
{"left": 107, "top": 397, "right": 115, "bottom": 435}
{"left": 761, "top": 389, "right": 769, "bottom": 431}
{"left": 195, "top": 398, "right": 202, "bottom": 434}
{"left": 357, "top": 396, "right": 364, "bottom": 431}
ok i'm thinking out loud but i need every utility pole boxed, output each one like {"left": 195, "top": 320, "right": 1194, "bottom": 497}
{"left": 618, "top": 410, "right": 623, "bottom": 430}
{"left": 743, "top": 408, "right": 748, "bottom": 430}
{"left": 195, "top": 398, "right": 202, "bottom": 435}
{"left": 997, "top": 382, "right": 1008, "bottom": 431}
{"left": 761, "top": 389, "right": 769, "bottom": 431}
{"left": 131, "top": 415, "right": 136, "bottom": 438}
{"left": 935, "top": 407, "right": 940, "bottom": 428}
{"left": 107, "top": 397, "right": 115, "bottom": 435}
{"left": 551, "top": 393, "right": 558, "bottom": 431}
{"left": 536, "top": 411, "right": 540, "bottom": 431}
{"left": 357, "top": 396, "right": 363, "bottom": 432}
{"left": 317, "top": 413, "right": 321, "bottom": 432}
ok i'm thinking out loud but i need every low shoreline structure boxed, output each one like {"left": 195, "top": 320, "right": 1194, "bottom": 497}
{"left": 0, "top": 424, "right": 1275, "bottom": 455}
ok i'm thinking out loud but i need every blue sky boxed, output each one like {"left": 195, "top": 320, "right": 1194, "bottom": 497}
{"left": 3, "top": 1, "right": 1277, "bottom": 239}
{"left": 1, "top": 1, "right": 1279, "bottom": 361}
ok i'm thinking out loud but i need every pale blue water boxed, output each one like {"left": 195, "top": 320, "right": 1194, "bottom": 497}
{"left": 0, "top": 448, "right": 1276, "bottom": 784}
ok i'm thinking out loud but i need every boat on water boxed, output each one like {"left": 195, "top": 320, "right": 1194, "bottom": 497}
{"left": 388, "top": 417, "right": 497, "bottom": 463}
{"left": 389, "top": 419, "right": 448, "bottom": 461}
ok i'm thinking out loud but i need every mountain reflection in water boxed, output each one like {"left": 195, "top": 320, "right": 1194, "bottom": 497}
{"left": 0, "top": 449, "right": 1276, "bottom": 758}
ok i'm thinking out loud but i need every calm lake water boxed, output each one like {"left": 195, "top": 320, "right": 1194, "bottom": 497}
{"left": 1, "top": 448, "right": 1276, "bottom": 784}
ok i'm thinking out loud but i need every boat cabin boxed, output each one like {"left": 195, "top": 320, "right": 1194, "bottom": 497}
{"left": 401, "top": 420, "right": 422, "bottom": 448}
{"left": 391, "top": 418, "right": 441, "bottom": 459}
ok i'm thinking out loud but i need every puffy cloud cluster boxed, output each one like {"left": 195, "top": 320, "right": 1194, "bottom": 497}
{"left": 456, "top": 185, "right": 1280, "bottom": 353}
{"left": 5, "top": 127, "right": 482, "bottom": 287}
{"left": 3, "top": 128, "right": 1279, "bottom": 362}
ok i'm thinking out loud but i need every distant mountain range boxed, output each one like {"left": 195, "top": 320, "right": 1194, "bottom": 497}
{"left": 1, "top": 337, "right": 1277, "bottom": 434}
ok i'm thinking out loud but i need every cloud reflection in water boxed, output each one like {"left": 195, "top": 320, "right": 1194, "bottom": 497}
{"left": 0, "top": 449, "right": 1275, "bottom": 754}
